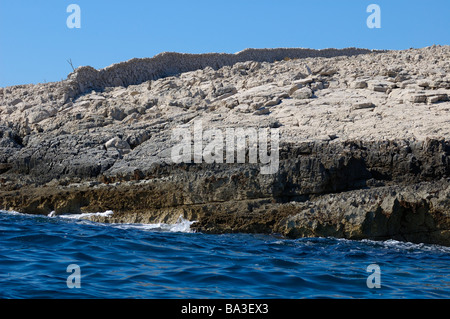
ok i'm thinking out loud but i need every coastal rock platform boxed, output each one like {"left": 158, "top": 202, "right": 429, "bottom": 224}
{"left": 1, "top": 46, "right": 449, "bottom": 245}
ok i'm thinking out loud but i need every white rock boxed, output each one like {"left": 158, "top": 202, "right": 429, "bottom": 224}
{"left": 417, "top": 80, "right": 430, "bottom": 88}
{"left": 105, "top": 137, "right": 131, "bottom": 153}
{"left": 291, "top": 87, "right": 313, "bottom": 99}
{"left": 353, "top": 102, "right": 375, "bottom": 110}
{"left": 350, "top": 80, "right": 368, "bottom": 89}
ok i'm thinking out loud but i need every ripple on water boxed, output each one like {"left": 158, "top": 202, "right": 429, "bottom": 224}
{"left": 0, "top": 211, "right": 449, "bottom": 298}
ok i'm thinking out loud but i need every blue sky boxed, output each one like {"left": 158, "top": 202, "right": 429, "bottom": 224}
{"left": 0, "top": 0, "right": 449, "bottom": 87}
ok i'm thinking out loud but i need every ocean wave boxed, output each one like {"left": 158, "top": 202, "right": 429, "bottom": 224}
{"left": 52, "top": 210, "right": 114, "bottom": 219}
{"left": 54, "top": 210, "right": 195, "bottom": 233}
{"left": 110, "top": 215, "right": 196, "bottom": 233}
{"left": 55, "top": 210, "right": 196, "bottom": 233}
{"left": 361, "top": 238, "right": 450, "bottom": 253}
{"left": 1, "top": 210, "right": 196, "bottom": 233}
{"left": 1, "top": 209, "right": 449, "bottom": 298}
{"left": 0, "top": 209, "right": 28, "bottom": 216}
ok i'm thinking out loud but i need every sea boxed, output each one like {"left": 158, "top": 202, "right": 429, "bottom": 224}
{"left": 0, "top": 210, "right": 449, "bottom": 299}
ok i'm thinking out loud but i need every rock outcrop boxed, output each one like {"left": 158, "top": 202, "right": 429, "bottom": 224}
{"left": 1, "top": 45, "right": 450, "bottom": 245}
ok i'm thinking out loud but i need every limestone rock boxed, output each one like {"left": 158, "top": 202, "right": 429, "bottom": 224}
{"left": 353, "top": 101, "right": 375, "bottom": 110}
{"left": 350, "top": 80, "right": 368, "bottom": 89}
{"left": 1, "top": 45, "right": 450, "bottom": 245}
{"left": 105, "top": 137, "right": 131, "bottom": 154}
{"left": 291, "top": 87, "right": 313, "bottom": 99}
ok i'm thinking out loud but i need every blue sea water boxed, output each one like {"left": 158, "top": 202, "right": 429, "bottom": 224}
{"left": 0, "top": 210, "right": 449, "bottom": 299}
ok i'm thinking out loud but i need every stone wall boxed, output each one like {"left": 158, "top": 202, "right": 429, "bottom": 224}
{"left": 65, "top": 47, "right": 379, "bottom": 99}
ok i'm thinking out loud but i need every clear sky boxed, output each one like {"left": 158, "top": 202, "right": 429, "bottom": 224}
{"left": 0, "top": 0, "right": 449, "bottom": 87}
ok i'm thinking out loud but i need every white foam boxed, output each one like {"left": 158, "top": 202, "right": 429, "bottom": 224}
{"left": 54, "top": 210, "right": 195, "bottom": 233}
{"left": 111, "top": 215, "right": 196, "bottom": 233}
{"left": 361, "top": 238, "right": 450, "bottom": 253}
{"left": 0, "top": 209, "right": 25, "bottom": 216}
{"left": 56, "top": 210, "right": 114, "bottom": 219}
{"left": 0, "top": 208, "right": 195, "bottom": 233}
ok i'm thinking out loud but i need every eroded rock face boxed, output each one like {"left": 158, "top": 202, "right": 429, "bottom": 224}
{"left": 1, "top": 45, "right": 450, "bottom": 245}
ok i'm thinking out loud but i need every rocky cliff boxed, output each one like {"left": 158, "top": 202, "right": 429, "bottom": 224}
{"left": 1, "top": 46, "right": 449, "bottom": 245}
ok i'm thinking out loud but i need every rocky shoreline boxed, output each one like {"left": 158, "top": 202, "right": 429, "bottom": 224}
{"left": 1, "top": 46, "right": 449, "bottom": 245}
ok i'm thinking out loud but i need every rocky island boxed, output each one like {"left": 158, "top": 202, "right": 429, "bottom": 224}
{"left": 1, "top": 46, "right": 449, "bottom": 245}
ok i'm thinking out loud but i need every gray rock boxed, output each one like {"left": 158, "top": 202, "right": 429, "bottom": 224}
{"left": 291, "top": 87, "right": 313, "bottom": 99}
{"left": 368, "top": 81, "right": 390, "bottom": 92}
{"left": 288, "top": 84, "right": 303, "bottom": 95}
{"left": 350, "top": 80, "right": 368, "bottom": 89}
{"left": 108, "top": 106, "right": 126, "bottom": 121}
{"left": 105, "top": 137, "right": 131, "bottom": 153}
{"left": 353, "top": 102, "right": 375, "bottom": 110}
{"left": 253, "top": 107, "right": 271, "bottom": 115}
